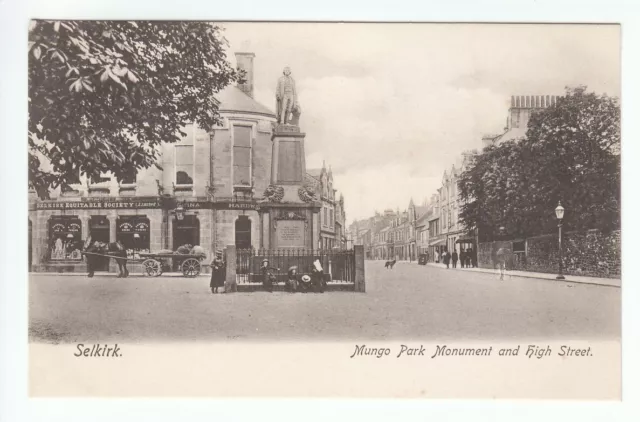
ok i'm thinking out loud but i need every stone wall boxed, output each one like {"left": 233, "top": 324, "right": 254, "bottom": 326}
{"left": 478, "top": 229, "right": 621, "bottom": 278}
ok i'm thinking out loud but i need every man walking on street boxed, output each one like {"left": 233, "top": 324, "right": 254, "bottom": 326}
{"left": 452, "top": 249, "right": 458, "bottom": 269}
{"left": 496, "top": 248, "right": 507, "bottom": 281}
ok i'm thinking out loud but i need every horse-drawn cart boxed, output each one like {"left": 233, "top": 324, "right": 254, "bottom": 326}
{"left": 80, "top": 250, "right": 207, "bottom": 277}
{"left": 139, "top": 253, "right": 206, "bottom": 277}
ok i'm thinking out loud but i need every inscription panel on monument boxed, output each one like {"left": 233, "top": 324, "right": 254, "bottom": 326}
{"left": 276, "top": 220, "right": 305, "bottom": 248}
{"left": 277, "top": 140, "right": 302, "bottom": 183}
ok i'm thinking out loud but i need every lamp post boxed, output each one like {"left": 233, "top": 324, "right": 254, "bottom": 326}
{"left": 555, "top": 201, "right": 565, "bottom": 280}
{"left": 175, "top": 203, "right": 185, "bottom": 221}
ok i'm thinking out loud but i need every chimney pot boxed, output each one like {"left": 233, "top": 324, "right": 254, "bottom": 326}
{"left": 235, "top": 52, "right": 255, "bottom": 98}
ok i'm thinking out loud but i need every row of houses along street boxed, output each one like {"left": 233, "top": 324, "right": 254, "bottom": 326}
{"left": 347, "top": 94, "right": 562, "bottom": 264}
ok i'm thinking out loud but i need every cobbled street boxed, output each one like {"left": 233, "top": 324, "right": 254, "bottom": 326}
{"left": 29, "top": 261, "right": 620, "bottom": 343}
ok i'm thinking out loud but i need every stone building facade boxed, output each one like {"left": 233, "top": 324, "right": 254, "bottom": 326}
{"left": 305, "top": 162, "right": 345, "bottom": 250}
{"left": 29, "top": 52, "right": 326, "bottom": 273}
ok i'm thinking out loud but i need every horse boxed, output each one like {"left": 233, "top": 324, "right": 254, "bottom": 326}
{"left": 83, "top": 239, "right": 129, "bottom": 278}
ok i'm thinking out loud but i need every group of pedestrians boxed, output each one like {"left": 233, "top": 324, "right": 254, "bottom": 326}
{"left": 209, "top": 254, "right": 326, "bottom": 294}
{"left": 262, "top": 259, "right": 326, "bottom": 293}
{"left": 439, "top": 248, "right": 477, "bottom": 269}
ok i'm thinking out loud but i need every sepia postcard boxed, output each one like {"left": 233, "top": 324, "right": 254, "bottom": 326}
{"left": 26, "top": 21, "right": 621, "bottom": 399}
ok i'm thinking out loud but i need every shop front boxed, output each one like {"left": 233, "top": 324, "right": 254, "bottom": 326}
{"left": 49, "top": 215, "right": 83, "bottom": 262}
{"left": 116, "top": 216, "right": 151, "bottom": 259}
{"left": 29, "top": 197, "right": 271, "bottom": 273}
{"left": 429, "top": 238, "right": 446, "bottom": 263}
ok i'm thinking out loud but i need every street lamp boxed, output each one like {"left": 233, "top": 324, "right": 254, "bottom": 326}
{"left": 555, "top": 201, "right": 565, "bottom": 280}
{"left": 175, "top": 203, "right": 185, "bottom": 221}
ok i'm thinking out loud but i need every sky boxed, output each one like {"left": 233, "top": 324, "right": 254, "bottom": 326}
{"left": 221, "top": 23, "right": 620, "bottom": 224}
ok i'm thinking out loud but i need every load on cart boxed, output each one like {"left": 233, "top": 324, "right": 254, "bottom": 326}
{"left": 81, "top": 238, "right": 208, "bottom": 278}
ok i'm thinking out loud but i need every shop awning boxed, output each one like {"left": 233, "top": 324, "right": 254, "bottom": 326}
{"left": 456, "top": 237, "right": 475, "bottom": 244}
{"left": 429, "top": 239, "right": 446, "bottom": 246}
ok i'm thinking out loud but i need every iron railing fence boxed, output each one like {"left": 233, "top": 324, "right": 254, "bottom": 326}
{"left": 236, "top": 248, "right": 356, "bottom": 285}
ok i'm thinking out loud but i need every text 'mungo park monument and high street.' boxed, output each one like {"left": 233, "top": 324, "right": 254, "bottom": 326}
{"left": 28, "top": 22, "right": 620, "bottom": 343}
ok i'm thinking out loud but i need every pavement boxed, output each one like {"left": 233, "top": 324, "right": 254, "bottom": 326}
{"left": 383, "top": 260, "right": 620, "bottom": 288}
{"left": 428, "top": 262, "right": 620, "bottom": 287}
{"left": 29, "top": 260, "right": 620, "bottom": 343}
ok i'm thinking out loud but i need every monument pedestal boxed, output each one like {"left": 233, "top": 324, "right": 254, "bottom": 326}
{"left": 259, "top": 124, "right": 321, "bottom": 250}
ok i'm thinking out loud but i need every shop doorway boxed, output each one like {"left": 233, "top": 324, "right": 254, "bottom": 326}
{"left": 90, "top": 216, "right": 110, "bottom": 271}
{"left": 172, "top": 216, "right": 200, "bottom": 271}
{"left": 235, "top": 216, "right": 251, "bottom": 250}
{"left": 173, "top": 215, "right": 200, "bottom": 250}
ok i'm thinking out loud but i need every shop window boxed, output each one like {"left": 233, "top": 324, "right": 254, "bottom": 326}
{"left": 513, "top": 241, "right": 526, "bottom": 253}
{"left": 233, "top": 125, "right": 252, "bottom": 186}
{"left": 175, "top": 145, "right": 194, "bottom": 185}
{"left": 49, "top": 217, "right": 82, "bottom": 260}
{"left": 117, "top": 216, "right": 150, "bottom": 259}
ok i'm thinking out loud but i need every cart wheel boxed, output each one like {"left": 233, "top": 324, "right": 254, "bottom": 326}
{"left": 143, "top": 259, "right": 161, "bottom": 277}
{"left": 182, "top": 258, "right": 201, "bottom": 277}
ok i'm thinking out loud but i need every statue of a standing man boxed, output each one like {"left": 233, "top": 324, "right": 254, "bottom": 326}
{"left": 276, "top": 67, "right": 299, "bottom": 125}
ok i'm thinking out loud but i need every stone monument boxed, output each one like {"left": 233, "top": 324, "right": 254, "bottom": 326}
{"left": 275, "top": 66, "right": 300, "bottom": 125}
{"left": 258, "top": 67, "right": 320, "bottom": 250}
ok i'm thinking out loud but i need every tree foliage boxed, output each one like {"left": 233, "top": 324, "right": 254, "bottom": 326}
{"left": 458, "top": 86, "right": 620, "bottom": 241}
{"left": 29, "top": 20, "right": 240, "bottom": 198}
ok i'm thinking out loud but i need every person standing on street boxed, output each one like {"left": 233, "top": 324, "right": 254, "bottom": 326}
{"left": 210, "top": 251, "right": 226, "bottom": 294}
{"left": 311, "top": 259, "right": 325, "bottom": 293}
{"left": 496, "top": 248, "right": 507, "bottom": 280}
{"left": 444, "top": 250, "right": 451, "bottom": 269}
{"left": 452, "top": 249, "right": 459, "bottom": 269}
{"left": 260, "top": 259, "right": 279, "bottom": 293}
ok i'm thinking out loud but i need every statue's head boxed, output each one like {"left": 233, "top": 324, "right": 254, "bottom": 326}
{"left": 283, "top": 67, "right": 291, "bottom": 76}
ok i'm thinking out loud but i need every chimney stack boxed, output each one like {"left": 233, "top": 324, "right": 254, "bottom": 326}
{"left": 235, "top": 52, "right": 255, "bottom": 98}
